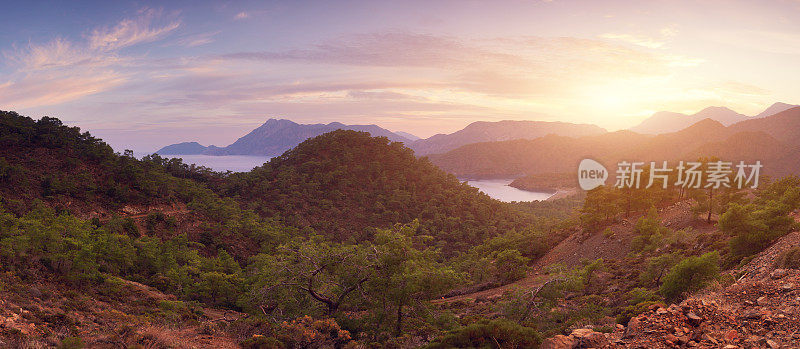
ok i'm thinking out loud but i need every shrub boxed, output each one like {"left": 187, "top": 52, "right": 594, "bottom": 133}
{"left": 424, "top": 319, "right": 541, "bottom": 349}
{"left": 241, "top": 335, "right": 284, "bottom": 349}
{"left": 778, "top": 247, "right": 800, "bottom": 269}
{"left": 616, "top": 301, "right": 661, "bottom": 325}
{"left": 58, "top": 337, "right": 84, "bottom": 349}
{"left": 659, "top": 251, "right": 719, "bottom": 301}
{"left": 277, "top": 316, "right": 352, "bottom": 349}
{"left": 631, "top": 208, "right": 671, "bottom": 253}
{"left": 494, "top": 249, "right": 529, "bottom": 284}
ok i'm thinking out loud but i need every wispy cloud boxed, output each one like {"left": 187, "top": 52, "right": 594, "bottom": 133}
{"left": 599, "top": 33, "right": 665, "bottom": 48}
{"left": 234, "top": 11, "right": 250, "bottom": 20}
{"left": 88, "top": 8, "right": 180, "bottom": 52}
{"left": 172, "top": 31, "right": 220, "bottom": 47}
{"left": 0, "top": 8, "right": 180, "bottom": 109}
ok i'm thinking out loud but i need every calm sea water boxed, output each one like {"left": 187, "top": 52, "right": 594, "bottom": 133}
{"left": 466, "top": 179, "right": 555, "bottom": 202}
{"left": 139, "top": 154, "right": 272, "bottom": 172}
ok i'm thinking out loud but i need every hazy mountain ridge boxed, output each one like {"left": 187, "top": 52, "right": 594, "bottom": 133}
{"left": 430, "top": 107, "right": 800, "bottom": 178}
{"left": 630, "top": 102, "right": 798, "bottom": 134}
{"left": 157, "top": 118, "right": 412, "bottom": 156}
{"left": 409, "top": 120, "right": 607, "bottom": 156}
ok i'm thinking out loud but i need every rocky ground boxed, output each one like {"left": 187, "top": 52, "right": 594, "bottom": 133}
{"left": 542, "top": 232, "right": 800, "bottom": 349}
{"left": 0, "top": 274, "right": 245, "bottom": 348}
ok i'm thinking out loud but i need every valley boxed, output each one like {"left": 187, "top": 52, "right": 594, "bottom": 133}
{"left": 3, "top": 107, "right": 800, "bottom": 348}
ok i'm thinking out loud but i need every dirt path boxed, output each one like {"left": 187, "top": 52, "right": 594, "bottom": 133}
{"left": 433, "top": 274, "right": 548, "bottom": 304}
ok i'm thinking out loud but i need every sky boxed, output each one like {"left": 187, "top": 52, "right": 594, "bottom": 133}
{"left": 1, "top": 0, "right": 799, "bottom": 152}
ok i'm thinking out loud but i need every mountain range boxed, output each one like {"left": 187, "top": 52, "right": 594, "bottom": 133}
{"left": 157, "top": 119, "right": 607, "bottom": 157}
{"left": 157, "top": 119, "right": 414, "bottom": 156}
{"left": 407, "top": 120, "right": 606, "bottom": 156}
{"left": 429, "top": 106, "right": 800, "bottom": 178}
{"left": 629, "top": 102, "right": 797, "bottom": 134}
{"left": 158, "top": 103, "right": 796, "bottom": 163}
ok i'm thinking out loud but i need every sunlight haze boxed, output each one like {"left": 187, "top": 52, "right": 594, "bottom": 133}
{"left": 1, "top": 0, "right": 798, "bottom": 151}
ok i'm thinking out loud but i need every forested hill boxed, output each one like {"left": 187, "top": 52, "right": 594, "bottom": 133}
{"left": 217, "top": 129, "right": 525, "bottom": 253}
{"left": 0, "top": 111, "right": 206, "bottom": 213}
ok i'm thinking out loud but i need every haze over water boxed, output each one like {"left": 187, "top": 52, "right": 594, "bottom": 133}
{"left": 466, "top": 179, "right": 554, "bottom": 202}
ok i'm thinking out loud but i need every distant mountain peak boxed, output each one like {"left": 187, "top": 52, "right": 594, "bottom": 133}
{"left": 409, "top": 120, "right": 606, "bottom": 155}
{"left": 697, "top": 106, "right": 737, "bottom": 114}
{"left": 756, "top": 102, "right": 799, "bottom": 118}
{"left": 684, "top": 118, "right": 726, "bottom": 132}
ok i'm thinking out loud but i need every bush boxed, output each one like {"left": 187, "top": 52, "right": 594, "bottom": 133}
{"left": 778, "top": 247, "right": 800, "bottom": 269}
{"left": 494, "top": 249, "right": 529, "bottom": 284}
{"left": 659, "top": 251, "right": 720, "bottom": 301}
{"left": 616, "top": 301, "right": 661, "bottom": 325}
{"left": 424, "top": 319, "right": 541, "bottom": 349}
{"left": 277, "top": 316, "right": 352, "bottom": 349}
{"left": 58, "top": 337, "right": 84, "bottom": 349}
{"left": 241, "top": 335, "right": 284, "bottom": 349}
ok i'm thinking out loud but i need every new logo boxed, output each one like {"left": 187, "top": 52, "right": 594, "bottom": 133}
{"left": 578, "top": 158, "right": 608, "bottom": 190}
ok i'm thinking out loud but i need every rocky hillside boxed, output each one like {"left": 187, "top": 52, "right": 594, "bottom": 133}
{"left": 559, "top": 231, "right": 800, "bottom": 348}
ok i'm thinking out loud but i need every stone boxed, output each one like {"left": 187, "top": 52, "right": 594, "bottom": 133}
{"left": 573, "top": 331, "right": 610, "bottom": 349}
{"left": 570, "top": 328, "right": 594, "bottom": 338}
{"left": 623, "top": 317, "right": 643, "bottom": 339}
{"left": 770, "top": 269, "right": 788, "bottom": 279}
{"left": 724, "top": 330, "right": 739, "bottom": 342}
{"left": 765, "top": 339, "right": 780, "bottom": 348}
{"left": 686, "top": 312, "right": 702, "bottom": 322}
{"left": 740, "top": 309, "right": 762, "bottom": 320}
{"left": 28, "top": 287, "right": 42, "bottom": 299}
{"left": 540, "top": 334, "right": 573, "bottom": 349}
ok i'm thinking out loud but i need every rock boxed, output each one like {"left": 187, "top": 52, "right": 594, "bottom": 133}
{"left": 770, "top": 269, "right": 788, "bottom": 279}
{"left": 540, "top": 334, "right": 574, "bottom": 349}
{"left": 665, "top": 334, "right": 680, "bottom": 343}
{"left": 781, "top": 283, "right": 793, "bottom": 292}
{"left": 28, "top": 287, "right": 42, "bottom": 299}
{"left": 757, "top": 296, "right": 768, "bottom": 306}
{"left": 570, "top": 328, "right": 594, "bottom": 338}
{"left": 724, "top": 329, "right": 739, "bottom": 342}
{"left": 685, "top": 312, "right": 703, "bottom": 326}
{"left": 656, "top": 307, "right": 669, "bottom": 315}
{"left": 703, "top": 333, "right": 719, "bottom": 345}
{"left": 740, "top": 309, "right": 762, "bottom": 320}
{"left": 765, "top": 339, "right": 780, "bottom": 348}
{"left": 572, "top": 330, "right": 610, "bottom": 349}
{"left": 623, "top": 317, "right": 643, "bottom": 339}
